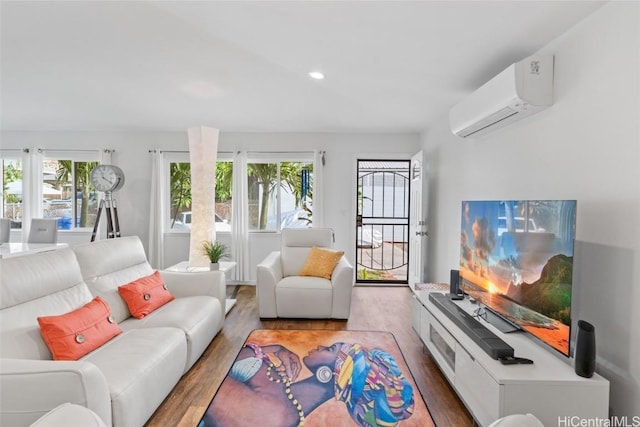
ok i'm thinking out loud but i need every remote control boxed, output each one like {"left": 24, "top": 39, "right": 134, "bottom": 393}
{"left": 499, "top": 356, "right": 534, "bottom": 365}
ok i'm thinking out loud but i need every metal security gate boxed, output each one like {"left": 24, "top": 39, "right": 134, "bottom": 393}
{"left": 355, "top": 160, "right": 410, "bottom": 284}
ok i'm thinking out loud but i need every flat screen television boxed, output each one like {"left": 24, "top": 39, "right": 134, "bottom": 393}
{"left": 459, "top": 200, "right": 577, "bottom": 356}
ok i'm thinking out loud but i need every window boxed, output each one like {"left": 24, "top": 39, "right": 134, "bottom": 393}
{"left": 168, "top": 160, "right": 233, "bottom": 232}
{"left": 43, "top": 159, "right": 99, "bottom": 230}
{"left": 3, "top": 149, "right": 108, "bottom": 233}
{"left": 1, "top": 157, "right": 23, "bottom": 229}
{"left": 247, "top": 160, "right": 313, "bottom": 231}
{"left": 165, "top": 153, "right": 314, "bottom": 233}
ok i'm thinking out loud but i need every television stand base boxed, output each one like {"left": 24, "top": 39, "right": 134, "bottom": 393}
{"left": 412, "top": 290, "right": 609, "bottom": 427}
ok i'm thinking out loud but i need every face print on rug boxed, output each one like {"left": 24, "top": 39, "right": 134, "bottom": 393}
{"left": 199, "top": 329, "right": 435, "bottom": 427}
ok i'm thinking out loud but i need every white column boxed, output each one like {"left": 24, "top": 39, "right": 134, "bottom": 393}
{"left": 187, "top": 126, "right": 219, "bottom": 268}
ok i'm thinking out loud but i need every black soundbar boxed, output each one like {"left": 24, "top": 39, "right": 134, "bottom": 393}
{"left": 429, "top": 293, "right": 514, "bottom": 360}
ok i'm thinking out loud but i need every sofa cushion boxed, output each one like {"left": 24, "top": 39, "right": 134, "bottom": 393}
{"left": 0, "top": 248, "right": 86, "bottom": 310}
{"left": 73, "top": 236, "right": 155, "bottom": 323}
{"left": 38, "top": 297, "right": 122, "bottom": 361}
{"left": 281, "top": 246, "right": 313, "bottom": 277}
{"left": 299, "top": 246, "right": 344, "bottom": 279}
{"left": 118, "top": 295, "right": 222, "bottom": 372}
{"left": 281, "top": 228, "right": 334, "bottom": 277}
{"left": 276, "top": 276, "right": 333, "bottom": 318}
{"left": 0, "top": 249, "right": 94, "bottom": 360}
{"left": 118, "top": 271, "right": 174, "bottom": 319}
{"left": 82, "top": 327, "right": 187, "bottom": 427}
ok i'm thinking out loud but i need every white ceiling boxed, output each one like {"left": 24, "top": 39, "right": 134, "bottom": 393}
{"left": 1, "top": 1, "right": 605, "bottom": 133}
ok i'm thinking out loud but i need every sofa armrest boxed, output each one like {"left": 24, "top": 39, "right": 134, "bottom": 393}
{"left": 256, "top": 251, "right": 283, "bottom": 318}
{"left": 331, "top": 257, "right": 355, "bottom": 319}
{"left": 158, "top": 270, "right": 226, "bottom": 304}
{"left": 31, "top": 403, "right": 107, "bottom": 427}
{"left": 0, "top": 358, "right": 111, "bottom": 427}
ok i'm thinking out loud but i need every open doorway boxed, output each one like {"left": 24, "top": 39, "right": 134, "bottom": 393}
{"left": 355, "top": 159, "right": 410, "bottom": 284}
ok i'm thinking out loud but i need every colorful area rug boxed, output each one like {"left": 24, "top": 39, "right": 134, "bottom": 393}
{"left": 199, "top": 329, "right": 435, "bottom": 427}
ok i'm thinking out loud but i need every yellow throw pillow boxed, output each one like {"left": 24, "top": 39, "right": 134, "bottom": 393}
{"left": 299, "top": 246, "right": 344, "bottom": 279}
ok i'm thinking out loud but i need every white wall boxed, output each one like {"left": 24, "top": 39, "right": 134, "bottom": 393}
{"left": 422, "top": 2, "right": 639, "bottom": 418}
{"left": 1, "top": 131, "right": 420, "bottom": 280}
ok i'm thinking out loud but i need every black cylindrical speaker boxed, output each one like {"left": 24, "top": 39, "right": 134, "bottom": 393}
{"left": 575, "top": 320, "right": 596, "bottom": 378}
{"left": 450, "top": 269, "right": 460, "bottom": 295}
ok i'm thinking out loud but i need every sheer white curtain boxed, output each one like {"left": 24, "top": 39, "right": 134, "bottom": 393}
{"left": 231, "top": 151, "right": 249, "bottom": 281}
{"left": 313, "top": 150, "right": 325, "bottom": 228}
{"left": 148, "top": 150, "right": 166, "bottom": 269}
{"left": 21, "top": 148, "right": 43, "bottom": 242}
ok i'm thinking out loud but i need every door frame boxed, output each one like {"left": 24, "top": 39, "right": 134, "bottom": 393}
{"left": 351, "top": 157, "right": 411, "bottom": 286}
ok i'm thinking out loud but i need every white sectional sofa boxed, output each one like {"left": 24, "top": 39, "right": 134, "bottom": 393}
{"left": 0, "top": 236, "right": 225, "bottom": 427}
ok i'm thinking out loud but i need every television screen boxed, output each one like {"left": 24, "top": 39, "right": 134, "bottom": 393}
{"left": 459, "top": 200, "right": 577, "bottom": 356}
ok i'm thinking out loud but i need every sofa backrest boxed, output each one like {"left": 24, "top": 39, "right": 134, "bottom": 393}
{"left": 280, "top": 228, "right": 333, "bottom": 277}
{"left": 73, "top": 236, "right": 154, "bottom": 323}
{"left": 0, "top": 248, "right": 93, "bottom": 359}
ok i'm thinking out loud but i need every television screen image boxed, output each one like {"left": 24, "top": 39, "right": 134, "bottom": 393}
{"left": 459, "top": 200, "right": 577, "bottom": 356}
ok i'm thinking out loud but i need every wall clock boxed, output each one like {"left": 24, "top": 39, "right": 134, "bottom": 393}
{"left": 90, "top": 164, "right": 125, "bottom": 193}
{"left": 89, "top": 164, "right": 125, "bottom": 242}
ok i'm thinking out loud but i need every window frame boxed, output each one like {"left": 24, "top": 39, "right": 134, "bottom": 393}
{"left": 246, "top": 152, "right": 314, "bottom": 233}
{"left": 164, "top": 152, "right": 234, "bottom": 234}
{"left": 41, "top": 150, "right": 101, "bottom": 231}
{"left": 163, "top": 151, "right": 316, "bottom": 235}
{"left": 1, "top": 151, "right": 25, "bottom": 230}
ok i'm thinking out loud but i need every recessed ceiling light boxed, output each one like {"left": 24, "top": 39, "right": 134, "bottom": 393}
{"left": 309, "top": 71, "right": 325, "bottom": 80}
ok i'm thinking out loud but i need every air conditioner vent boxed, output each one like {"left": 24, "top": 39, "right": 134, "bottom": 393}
{"left": 457, "top": 107, "right": 519, "bottom": 138}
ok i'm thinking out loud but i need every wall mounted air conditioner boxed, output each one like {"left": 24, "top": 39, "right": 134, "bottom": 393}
{"left": 450, "top": 55, "right": 554, "bottom": 139}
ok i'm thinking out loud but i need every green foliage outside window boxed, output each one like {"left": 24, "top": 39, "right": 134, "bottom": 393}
{"left": 170, "top": 161, "right": 312, "bottom": 231}
{"left": 247, "top": 162, "right": 312, "bottom": 230}
{"left": 2, "top": 163, "right": 22, "bottom": 204}
{"left": 170, "top": 162, "right": 192, "bottom": 227}
{"left": 170, "top": 161, "right": 234, "bottom": 228}
{"left": 55, "top": 160, "right": 99, "bottom": 228}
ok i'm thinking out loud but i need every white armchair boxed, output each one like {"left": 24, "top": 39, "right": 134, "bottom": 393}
{"left": 256, "top": 228, "right": 354, "bottom": 319}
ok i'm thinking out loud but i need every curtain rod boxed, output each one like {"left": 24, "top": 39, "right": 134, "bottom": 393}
{"left": 148, "top": 149, "right": 234, "bottom": 154}
{"left": 148, "top": 149, "right": 186, "bottom": 153}
{"left": 37, "top": 148, "right": 114, "bottom": 153}
{"left": 247, "top": 150, "right": 316, "bottom": 154}
{"left": 147, "top": 149, "right": 317, "bottom": 154}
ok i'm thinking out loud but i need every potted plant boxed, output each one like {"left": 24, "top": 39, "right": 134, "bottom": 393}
{"left": 200, "top": 240, "right": 229, "bottom": 271}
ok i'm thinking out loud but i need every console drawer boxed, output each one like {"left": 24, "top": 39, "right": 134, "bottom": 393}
{"left": 454, "top": 343, "right": 500, "bottom": 426}
{"left": 425, "top": 311, "right": 456, "bottom": 381}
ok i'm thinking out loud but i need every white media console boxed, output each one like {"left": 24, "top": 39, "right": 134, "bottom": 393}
{"left": 412, "top": 289, "right": 609, "bottom": 427}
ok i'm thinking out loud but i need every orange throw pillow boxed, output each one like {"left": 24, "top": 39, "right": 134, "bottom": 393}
{"left": 299, "top": 246, "right": 344, "bottom": 279}
{"left": 118, "top": 271, "right": 174, "bottom": 319}
{"left": 38, "top": 296, "right": 122, "bottom": 361}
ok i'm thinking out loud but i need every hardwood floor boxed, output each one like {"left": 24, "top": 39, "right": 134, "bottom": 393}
{"left": 145, "top": 285, "right": 474, "bottom": 427}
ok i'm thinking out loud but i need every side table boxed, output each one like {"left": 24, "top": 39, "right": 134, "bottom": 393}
{"left": 166, "top": 261, "right": 237, "bottom": 315}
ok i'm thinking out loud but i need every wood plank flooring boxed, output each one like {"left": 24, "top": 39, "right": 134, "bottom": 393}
{"left": 144, "top": 285, "right": 474, "bottom": 427}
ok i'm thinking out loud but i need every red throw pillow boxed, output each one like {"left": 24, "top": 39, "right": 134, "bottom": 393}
{"left": 118, "top": 271, "right": 174, "bottom": 319}
{"left": 38, "top": 296, "right": 122, "bottom": 361}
